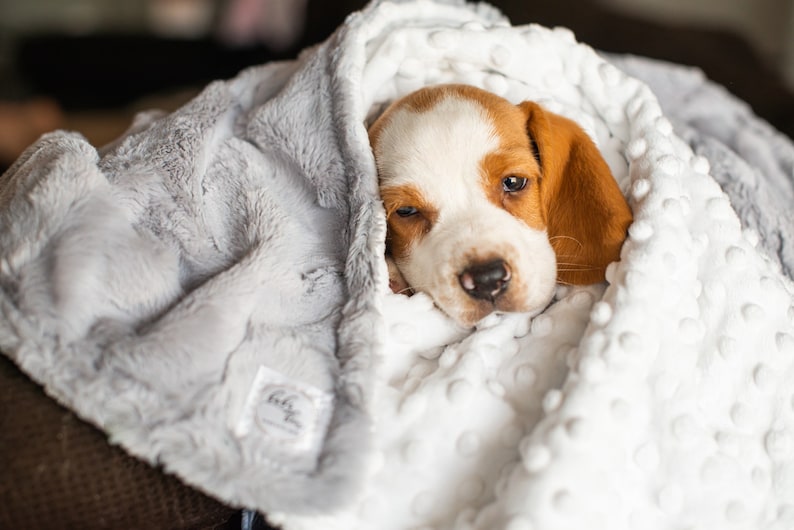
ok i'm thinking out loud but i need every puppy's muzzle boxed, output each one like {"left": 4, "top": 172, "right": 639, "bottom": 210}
{"left": 458, "top": 259, "right": 512, "bottom": 302}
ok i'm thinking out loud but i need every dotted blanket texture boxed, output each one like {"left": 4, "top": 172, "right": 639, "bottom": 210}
{"left": 277, "top": 2, "right": 794, "bottom": 529}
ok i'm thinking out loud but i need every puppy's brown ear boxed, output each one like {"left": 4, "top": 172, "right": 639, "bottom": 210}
{"left": 519, "top": 102, "right": 632, "bottom": 285}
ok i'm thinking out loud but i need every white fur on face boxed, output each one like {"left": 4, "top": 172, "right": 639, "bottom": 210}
{"left": 376, "top": 96, "right": 558, "bottom": 327}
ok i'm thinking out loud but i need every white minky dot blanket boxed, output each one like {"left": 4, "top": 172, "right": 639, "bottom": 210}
{"left": 2, "top": 1, "right": 794, "bottom": 528}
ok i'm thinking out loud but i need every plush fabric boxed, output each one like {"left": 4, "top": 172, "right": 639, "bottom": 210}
{"left": 0, "top": 13, "right": 383, "bottom": 518}
{"left": 610, "top": 54, "right": 794, "bottom": 279}
{"left": 2, "top": 1, "right": 793, "bottom": 528}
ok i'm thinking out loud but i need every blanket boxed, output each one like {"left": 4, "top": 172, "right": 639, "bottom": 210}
{"left": 2, "top": 1, "right": 793, "bottom": 528}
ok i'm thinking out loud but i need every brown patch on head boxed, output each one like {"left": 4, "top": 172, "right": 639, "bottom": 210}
{"left": 380, "top": 185, "right": 438, "bottom": 260}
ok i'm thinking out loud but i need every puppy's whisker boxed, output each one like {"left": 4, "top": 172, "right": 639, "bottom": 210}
{"left": 549, "top": 235, "right": 584, "bottom": 248}
{"left": 555, "top": 261, "right": 599, "bottom": 269}
{"left": 397, "top": 280, "right": 436, "bottom": 294}
{"left": 555, "top": 261, "right": 591, "bottom": 266}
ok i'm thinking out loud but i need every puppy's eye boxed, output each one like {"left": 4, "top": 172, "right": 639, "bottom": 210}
{"left": 395, "top": 206, "right": 419, "bottom": 217}
{"left": 502, "top": 176, "right": 528, "bottom": 192}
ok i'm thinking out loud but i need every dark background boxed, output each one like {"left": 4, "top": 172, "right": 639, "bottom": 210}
{"left": 7, "top": 0, "right": 794, "bottom": 137}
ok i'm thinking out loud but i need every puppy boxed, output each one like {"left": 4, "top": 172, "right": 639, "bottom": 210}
{"left": 369, "top": 84, "right": 632, "bottom": 328}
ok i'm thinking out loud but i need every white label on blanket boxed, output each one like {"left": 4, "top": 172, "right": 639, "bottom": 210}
{"left": 256, "top": 386, "right": 314, "bottom": 440}
{"left": 236, "top": 366, "right": 334, "bottom": 452}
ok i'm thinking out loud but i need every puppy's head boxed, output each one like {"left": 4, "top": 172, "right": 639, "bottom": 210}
{"left": 369, "top": 84, "right": 632, "bottom": 327}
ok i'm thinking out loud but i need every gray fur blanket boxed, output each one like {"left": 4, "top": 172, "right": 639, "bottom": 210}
{"left": 2, "top": 1, "right": 793, "bottom": 528}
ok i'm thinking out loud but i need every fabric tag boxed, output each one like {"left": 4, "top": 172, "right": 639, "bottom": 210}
{"left": 235, "top": 366, "right": 334, "bottom": 457}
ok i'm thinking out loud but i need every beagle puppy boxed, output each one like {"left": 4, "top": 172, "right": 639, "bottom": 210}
{"left": 369, "top": 84, "right": 633, "bottom": 328}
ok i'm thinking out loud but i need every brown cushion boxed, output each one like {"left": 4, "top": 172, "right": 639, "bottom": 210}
{"left": 0, "top": 354, "right": 239, "bottom": 529}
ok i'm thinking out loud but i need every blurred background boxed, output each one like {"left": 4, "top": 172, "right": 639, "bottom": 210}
{"left": 1, "top": 0, "right": 793, "bottom": 171}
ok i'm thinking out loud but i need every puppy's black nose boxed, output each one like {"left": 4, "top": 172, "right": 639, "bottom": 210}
{"left": 459, "top": 259, "right": 511, "bottom": 302}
